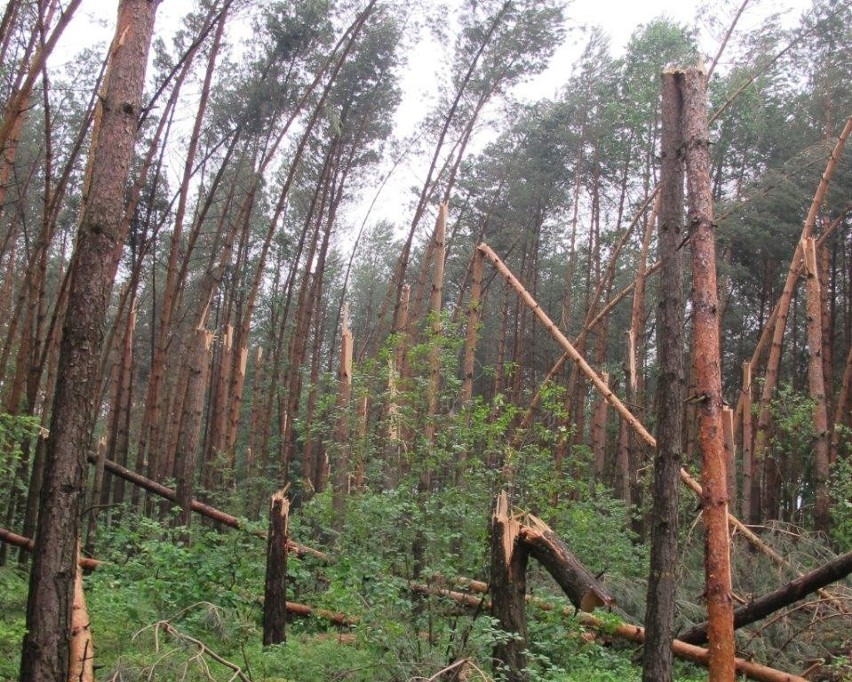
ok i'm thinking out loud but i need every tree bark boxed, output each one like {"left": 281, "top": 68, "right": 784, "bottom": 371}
{"left": 490, "top": 491, "right": 529, "bottom": 682}
{"left": 682, "top": 66, "right": 735, "bottom": 681}
{"left": 175, "top": 328, "right": 213, "bottom": 529}
{"left": 263, "top": 490, "right": 290, "bottom": 646}
{"left": 643, "top": 69, "right": 685, "bottom": 682}
{"left": 332, "top": 306, "right": 354, "bottom": 528}
{"left": 802, "top": 238, "right": 831, "bottom": 533}
{"left": 741, "top": 361, "right": 754, "bottom": 521}
{"left": 461, "top": 249, "right": 484, "bottom": 405}
{"left": 20, "top": 3, "right": 159, "bottom": 679}
{"left": 518, "top": 514, "right": 615, "bottom": 614}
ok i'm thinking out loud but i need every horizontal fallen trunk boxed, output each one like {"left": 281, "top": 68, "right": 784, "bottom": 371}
{"left": 414, "top": 577, "right": 807, "bottom": 682}
{"left": 678, "top": 549, "right": 852, "bottom": 645}
{"left": 285, "top": 600, "right": 356, "bottom": 627}
{"left": 0, "top": 527, "right": 102, "bottom": 570}
{"left": 85, "top": 452, "right": 326, "bottom": 560}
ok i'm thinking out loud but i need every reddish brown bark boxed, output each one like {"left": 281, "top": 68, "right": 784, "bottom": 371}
{"left": 332, "top": 307, "right": 354, "bottom": 526}
{"left": 490, "top": 492, "right": 529, "bottom": 682}
{"left": 175, "top": 328, "right": 213, "bottom": 529}
{"left": 682, "top": 67, "right": 735, "bottom": 681}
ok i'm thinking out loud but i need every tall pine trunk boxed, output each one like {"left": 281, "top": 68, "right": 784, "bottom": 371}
{"left": 642, "top": 70, "right": 685, "bottom": 682}
{"left": 682, "top": 67, "right": 735, "bottom": 682}
{"left": 20, "top": 2, "right": 159, "bottom": 678}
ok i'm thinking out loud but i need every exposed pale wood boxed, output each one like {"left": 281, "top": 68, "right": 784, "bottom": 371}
{"left": 69, "top": 547, "right": 94, "bottom": 682}
{"left": 490, "top": 491, "right": 528, "bottom": 680}
{"left": 722, "top": 406, "right": 736, "bottom": 508}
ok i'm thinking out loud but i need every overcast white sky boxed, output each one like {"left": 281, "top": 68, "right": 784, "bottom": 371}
{"left": 52, "top": 0, "right": 810, "bottom": 238}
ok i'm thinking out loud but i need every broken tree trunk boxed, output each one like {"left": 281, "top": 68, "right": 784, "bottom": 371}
{"left": 678, "top": 549, "right": 852, "bottom": 646}
{"left": 519, "top": 513, "right": 615, "bottom": 614}
{"left": 490, "top": 491, "right": 529, "bottom": 682}
{"left": 682, "top": 65, "right": 735, "bottom": 682}
{"left": 82, "top": 452, "right": 324, "bottom": 560}
{"left": 751, "top": 115, "right": 852, "bottom": 522}
{"left": 263, "top": 490, "right": 290, "bottom": 646}
{"left": 476, "top": 241, "right": 781, "bottom": 568}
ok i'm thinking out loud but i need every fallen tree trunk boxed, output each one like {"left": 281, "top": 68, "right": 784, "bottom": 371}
{"left": 84, "top": 452, "right": 326, "bottom": 560}
{"left": 518, "top": 513, "right": 615, "bottom": 614}
{"left": 412, "top": 578, "right": 807, "bottom": 682}
{"left": 678, "top": 549, "right": 852, "bottom": 645}
{"left": 0, "top": 527, "right": 101, "bottom": 570}
{"left": 284, "top": 600, "right": 356, "bottom": 627}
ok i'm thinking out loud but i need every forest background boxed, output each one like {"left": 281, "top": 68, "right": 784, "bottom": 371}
{"left": 0, "top": 0, "right": 850, "bottom": 680}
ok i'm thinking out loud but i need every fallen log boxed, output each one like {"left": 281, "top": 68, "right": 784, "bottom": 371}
{"left": 285, "top": 601, "right": 356, "bottom": 628}
{"left": 85, "top": 452, "right": 327, "bottom": 561}
{"left": 0, "top": 527, "right": 102, "bottom": 570}
{"left": 678, "top": 549, "right": 852, "bottom": 645}
{"left": 413, "top": 577, "right": 808, "bottom": 682}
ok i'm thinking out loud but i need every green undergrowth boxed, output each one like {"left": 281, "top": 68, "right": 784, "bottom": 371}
{"left": 0, "top": 488, "right": 711, "bottom": 682}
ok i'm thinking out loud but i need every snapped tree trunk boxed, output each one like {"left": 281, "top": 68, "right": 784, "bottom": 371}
{"left": 263, "top": 490, "right": 290, "bottom": 646}
{"left": 490, "top": 491, "right": 529, "bottom": 682}
{"left": 68, "top": 546, "right": 94, "bottom": 682}
{"left": 20, "top": 2, "right": 159, "bottom": 679}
